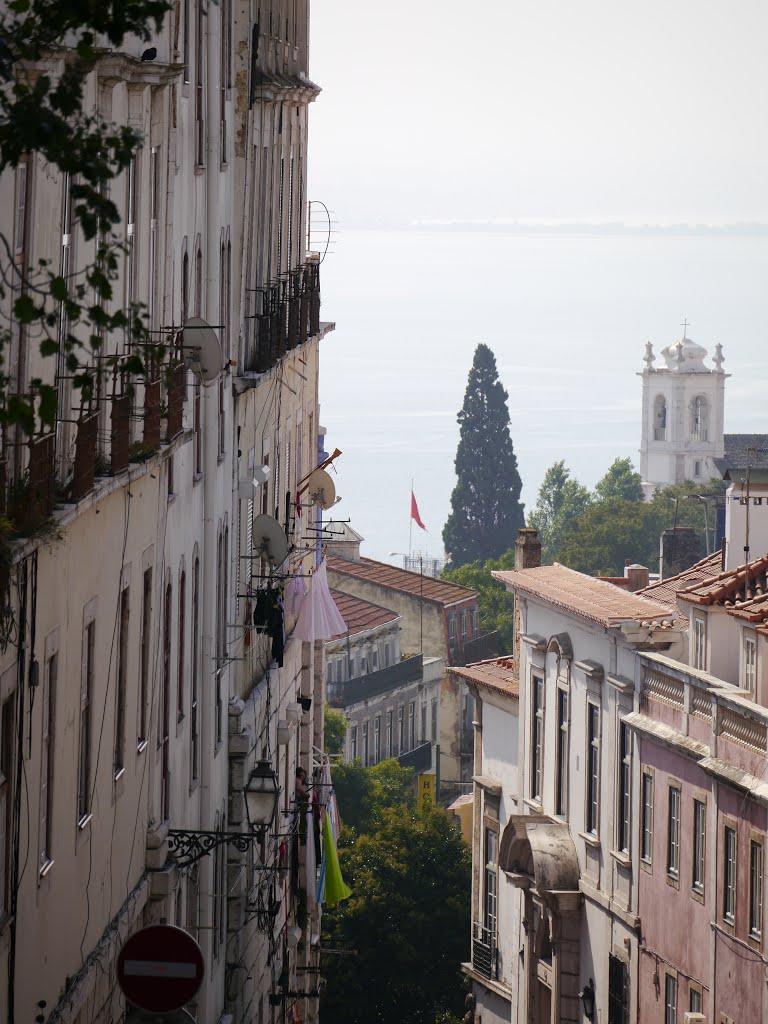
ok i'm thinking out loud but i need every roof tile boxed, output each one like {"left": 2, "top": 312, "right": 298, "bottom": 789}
{"left": 449, "top": 657, "right": 519, "bottom": 699}
{"left": 327, "top": 556, "right": 476, "bottom": 607}
{"left": 493, "top": 564, "right": 677, "bottom": 628}
{"left": 328, "top": 589, "right": 399, "bottom": 640}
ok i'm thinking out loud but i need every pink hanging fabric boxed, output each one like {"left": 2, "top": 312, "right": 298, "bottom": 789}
{"left": 293, "top": 560, "right": 346, "bottom": 642}
{"left": 284, "top": 571, "right": 307, "bottom": 617}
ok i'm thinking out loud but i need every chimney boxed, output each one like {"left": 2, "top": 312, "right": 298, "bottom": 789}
{"left": 624, "top": 564, "right": 650, "bottom": 592}
{"left": 515, "top": 528, "right": 541, "bottom": 569}
{"left": 659, "top": 527, "right": 699, "bottom": 580}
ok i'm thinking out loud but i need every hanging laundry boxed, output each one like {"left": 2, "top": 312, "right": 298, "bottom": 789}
{"left": 293, "top": 560, "right": 346, "bottom": 642}
{"left": 252, "top": 586, "right": 285, "bottom": 667}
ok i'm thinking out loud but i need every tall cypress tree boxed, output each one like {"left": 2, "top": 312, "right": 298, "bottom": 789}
{"left": 443, "top": 343, "right": 524, "bottom": 566}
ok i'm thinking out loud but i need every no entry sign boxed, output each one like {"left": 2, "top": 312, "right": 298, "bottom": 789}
{"left": 117, "top": 925, "right": 204, "bottom": 1013}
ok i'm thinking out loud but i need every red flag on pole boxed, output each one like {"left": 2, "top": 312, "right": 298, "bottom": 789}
{"left": 411, "top": 489, "right": 427, "bottom": 531}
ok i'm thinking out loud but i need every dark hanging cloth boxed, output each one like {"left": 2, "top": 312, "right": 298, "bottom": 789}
{"left": 253, "top": 586, "right": 285, "bottom": 667}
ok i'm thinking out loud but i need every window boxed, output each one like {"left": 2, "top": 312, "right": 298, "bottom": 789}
{"left": 420, "top": 703, "right": 427, "bottom": 742}
{"left": 743, "top": 631, "right": 757, "bottom": 696}
{"left": 460, "top": 610, "right": 467, "bottom": 645}
{"left": 397, "top": 707, "right": 404, "bottom": 755}
{"left": 654, "top": 394, "right": 667, "bottom": 439}
{"left": 194, "top": 241, "right": 203, "bottom": 318}
{"left": 408, "top": 701, "right": 416, "bottom": 750}
{"left": 139, "top": 568, "right": 152, "bottom": 746}
{"left": 641, "top": 771, "right": 654, "bottom": 863}
{"left": 190, "top": 557, "right": 200, "bottom": 782}
{"left": 219, "top": 0, "right": 231, "bottom": 156}
{"left": 694, "top": 460, "right": 702, "bottom": 479}
{"left": 350, "top": 725, "right": 358, "bottom": 761}
{"left": 484, "top": 828, "right": 498, "bottom": 937}
{"left": 217, "top": 377, "right": 225, "bottom": 456}
{"left": 183, "top": 0, "right": 190, "bottom": 82}
{"left": 693, "top": 615, "right": 706, "bottom": 671}
{"left": 193, "top": 388, "right": 202, "bottom": 476}
{"left": 78, "top": 620, "right": 95, "bottom": 823}
{"left": 608, "top": 954, "right": 629, "bottom": 1024}
{"left": 667, "top": 786, "right": 681, "bottom": 879}
{"left": 724, "top": 826, "right": 736, "bottom": 924}
{"left": 472, "top": 609, "right": 479, "bottom": 637}
{"left": 692, "top": 800, "right": 706, "bottom": 893}
{"left": 195, "top": 0, "right": 205, "bottom": 165}
{"left": 374, "top": 717, "right": 381, "bottom": 763}
{"left": 586, "top": 703, "right": 600, "bottom": 834}
{"left": 750, "top": 838, "right": 763, "bottom": 941}
{"left": 125, "top": 159, "right": 137, "bottom": 322}
{"left": 362, "top": 722, "right": 369, "bottom": 766}
{"left": 177, "top": 570, "right": 186, "bottom": 720}
{"left": 664, "top": 974, "right": 677, "bottom": 1024}
{"left": 691, "top": 395, "right": 709, "bottom": 442}
{"left": 530, "top": 675, "right": 544, "bottom": 803}
{"left": 215, "top": 529, "right": 227, "bottom": 746}
{"left": 161, "top": 582, "right": 172, "bottom": 820}
{"left": 39, "top": 654, "right": 56, "bottom": 870}
{"left": 555, "top": 688, "right": 568, "bottom": 817}
{"left": 370, "top": 646, "right": 379, "bottom": 672}
{"left": 431, "top": 697, "right": 438, "bottom": 741}
{"left": 689, "top": 987, "right": 702, "bottom": 1014}
{"left": 115, "top": 586, "right": 129, "bottom": 776}
{"left": 386, "top": 710, "right": 393, "bottom": 757}
{"left": 0, "top": 697, "right": 14, "bottom": 916}
{"left": 448, "top": 614, "right": 456, "bottom": 654}
{"left": 617, "top": 722, "right": 631, "bottom": 854}
{"left": 148, "top": 146, "right": 160, "bottom": 329}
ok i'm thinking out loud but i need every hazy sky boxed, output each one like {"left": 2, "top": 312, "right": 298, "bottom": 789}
{"left": 309, "top": 0, "right": 768, "bottom": 226}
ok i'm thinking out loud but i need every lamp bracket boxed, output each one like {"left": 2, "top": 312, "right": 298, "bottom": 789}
{"left": 168, "top": 827, "right": 270, "bottom": 867}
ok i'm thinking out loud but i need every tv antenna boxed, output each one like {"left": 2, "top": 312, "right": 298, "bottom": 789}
{"left": 252, "top": 514, "right": 290, "bottom": 567}
{"left": 181, "top": 317, "right": 225, "bottom": 384}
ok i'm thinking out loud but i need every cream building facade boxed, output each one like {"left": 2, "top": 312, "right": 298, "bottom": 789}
{"left": 0, "top": 2, "right": 334, "bottom": 1023}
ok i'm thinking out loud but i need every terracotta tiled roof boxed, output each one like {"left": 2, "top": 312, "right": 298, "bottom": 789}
{"left": 327, "top": 556, "right": 476, "bottom": 607}
{"left": 493, "top": 564, "right": 677, "bottom": 629}
{"left": 677, "top": 554, "right": 768, "bottom": 609}
{"left": 449, "top": 657, "right": 519, "bottom": 699}
{"left": 639, "top": 551, "right": 723, "bottom": 611}
{"left": 328, "top": 589, "right": 399, "bottom": 640}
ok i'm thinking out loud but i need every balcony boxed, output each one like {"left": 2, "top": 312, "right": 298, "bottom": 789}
{"left": 451, "top": 631, "right": 500, "bottom": 667}
{"left": 471, "top": 925, "right": 498, "bottom": 980}
{"left": 331, "top": 655, "right": 423, "bottom": 708}
{"left": 691, "top": 428, "right": 708, "bottom": 443}
{"left": 397, "top": 741, "right": 432, "bottom": 774}
{"left": 247, "top": 260, "right": 321, "bottom": 374}
{"left": 654, "top": 427, "right": 666, "bottom": 441}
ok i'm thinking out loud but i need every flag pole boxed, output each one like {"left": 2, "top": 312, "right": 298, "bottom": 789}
{"left": 409, "top": 478, "right": 413, "bottom": 561}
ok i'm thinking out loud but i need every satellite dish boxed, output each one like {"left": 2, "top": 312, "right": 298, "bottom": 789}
{"left": 305, "top": 468, "right": 336, "bottom": 510}
{"left": 182, "top": 317, "right": 224, "bottom": 384}
{"left": 252, "top": 514, "right": 290, "bottom": 567}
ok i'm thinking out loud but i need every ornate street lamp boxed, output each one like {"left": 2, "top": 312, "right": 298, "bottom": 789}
{"left": 168, "top": 759, "right": 280, "bottom": 867}
{"left": 244, "top": 758, "right": 280, "bottom": 836}
{"left": 579, "top": 978, "right": 596, "bottom": 1021}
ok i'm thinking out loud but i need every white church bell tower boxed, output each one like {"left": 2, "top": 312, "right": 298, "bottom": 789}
{"left": 639, "top": 327, "right": 728, "bottom": 498}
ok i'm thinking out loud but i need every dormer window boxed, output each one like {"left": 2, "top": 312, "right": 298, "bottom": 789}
{"left": 742, "top": 630, "right": 757, "bottom": 697}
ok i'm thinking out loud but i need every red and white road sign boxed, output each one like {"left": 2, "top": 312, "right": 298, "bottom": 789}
{"left": 117, "top": 925, "right": 204, "bottom": 1013}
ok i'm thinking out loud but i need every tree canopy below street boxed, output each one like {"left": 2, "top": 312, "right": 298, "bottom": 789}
{"left": 321, "top": 790, "right": 471, "bottom": 1024}
{"left": 443, "top": 343, "right": 524, "bottom": 567}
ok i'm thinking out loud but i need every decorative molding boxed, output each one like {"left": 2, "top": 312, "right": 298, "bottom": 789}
{"left": 691, "top": 688, "right": 712, "bottom": 720}
{"left": 718, "top": 707, "right": 767, "bottom": 753}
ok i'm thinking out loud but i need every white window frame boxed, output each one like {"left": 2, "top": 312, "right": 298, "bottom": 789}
{"left": 667, "top": 784, "right": 681, "bottom": 880}
{"left": 743, "top": 630, "right": 757, "bottom": 697}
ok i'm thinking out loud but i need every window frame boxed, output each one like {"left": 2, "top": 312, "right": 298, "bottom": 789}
{"left": 742, "top": 629, "right": 757, "bottom": 697}
{"left": 530, "top": 674, "right": 544, "bottom": 804}
{"left": 586, "top": 702, "right": 600, "bottom": 835}
{"left": 39, "top": 651, "right": 57, "bottom": 873}
{"left": 664, "top": 973, "right": 677, "bottom": 1024}
{"left": 692, "top": 798, "right": 706, "bottom": 897}
{"left": 641, "top": 769, "right": 654, "bottom": 866}
{"left": 555, "top": 685, "right": 569, "bottom": 817}
{"left": 616, "top": 720, "right": 632, "bottom": 855}
{"left": 483, "top": 826, "right": 499, "bottom": 939}
{"left": 77, "top": 615, "right": 96, "bottom": 825}
{"left": 723, "top": 823, "right": 737, "bottom": 926}
{"left": 749, "top": 835, "right": 763, "bottom": 943}
{"left": 666, "top": 783, "right": 681, "bottom": 883}
{"left": 692, "top": 614, "right": 707, "bottom": 672}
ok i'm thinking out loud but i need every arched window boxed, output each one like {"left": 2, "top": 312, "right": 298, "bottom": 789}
{"left": 691, "top": 395, "right": 709, "bottom": 442}
{"left": 653, "top": 394, "right": 667, "bottom": 440}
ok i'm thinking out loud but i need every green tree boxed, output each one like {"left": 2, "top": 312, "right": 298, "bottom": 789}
{"left": 322, "top": 803, "right": 471, "bottom": 1024}
{"left": 443, "top": 344, "right": 524, "bottom": 567}
{"left": 324, "top": 703, "right": 348, "bottom": 757}
{"left": 528, "top": 460, "right": 592, "bottom": 563}
{"left": 595, "top": 457, "right": 645, "bottom": 502}
{"left": 556, "top": 498, "right": 665, "bottom": 575}
{"left": 442, "top": 546, "right": 516, "bottom": 651}
{"left": 0, "top": 0, "right": 171, "bottom": 434}
{"left": 332, "top": 758, "right": 414, "bottom": 834}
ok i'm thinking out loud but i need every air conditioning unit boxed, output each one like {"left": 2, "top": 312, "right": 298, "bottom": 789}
{"left": 683, "top": 1014, "right": 705, "bottom": 1024}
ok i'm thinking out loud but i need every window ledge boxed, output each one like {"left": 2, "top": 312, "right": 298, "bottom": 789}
{"left": 523, "top": 798, "right": 543, "bottom": 813}
{"left": 77, "top": 813, "right": 93, "bottom": 831}
{"left": 610, "top": 849, "right": 631, "bottom": 868}
{"left": 666, "top": 871, "right": 680, "bottom": 890}
{"left": 39, "top": 859, "right": 54, "bottom": 879}
{"left": 114, "top": 767, "right": 126, "bottom": 782}
{"left": 167, "top": 492, "right": 177, "bottom": 505}
{"left": 579, "top": 831, "right": 601, "bottom": 849}
{"left": 137, "top": 739, "right": 148, "bottom": 754}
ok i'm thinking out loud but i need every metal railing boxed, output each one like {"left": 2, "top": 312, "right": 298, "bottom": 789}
{"left": 331, "top": 655, "right": 424, "bottom": 707}
{"left": 471, "top": 925, "right": 498, "bottom": 980}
